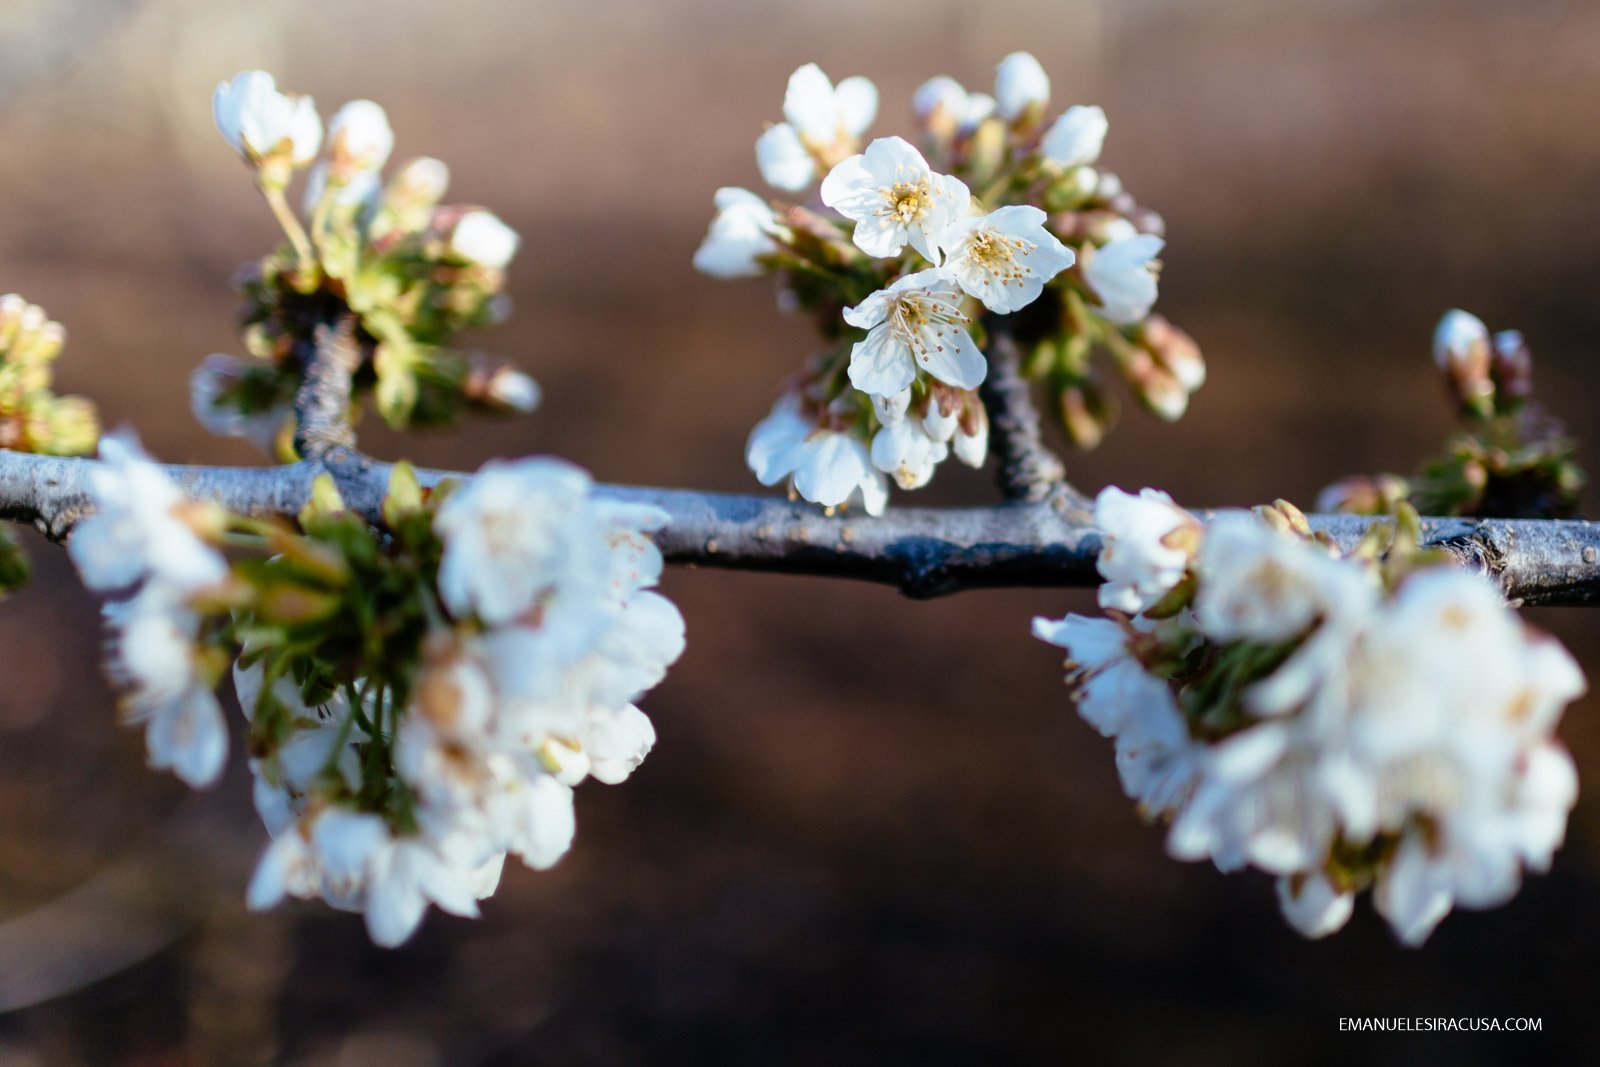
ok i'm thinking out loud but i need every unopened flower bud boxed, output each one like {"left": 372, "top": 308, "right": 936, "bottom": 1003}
{"left": 1058, "top": 380, "right": 1116, "bottom": 450}
{"left": 1123, "top": 349, "right": 1187, "bottom": 421}
{"left": 963, "top": 114, "right": 1008, "bottom": 188}
{"left": 1490, "top": 329, "right": 1534, "bottom": 404}
{"left": 1095, "top": 170, "right": 1124, "bottom": 201}
{"left": 953, "top": 400, "right": 988, "bottom": 468}
{"left": 1315, "top": 473, "right": 1410, "bottom": 516}
{"left": 0, "top": 294, "right": 27, "bottom": 351}
{"left": 9, "top": 319, "right": 64, "bottom": 366}
{"left": 1433, "top": 309, "right": 1494, "bottom": 416}
{"left": 464, "top": 356, "right": 541, "bottom": 413}
{"left": 874, "top": 388, "right": 911, "bottom": 426}
{"left": 1127, "top": 207, "right": 1165, "bottom": 238}
{"left": 1138, "top": 315, "right": 1205, "bottom": 392}
{"left": 1039, "top": 104, "right": 1107, "bottom": 168}
{"left": 446, "top": 209, "right": 520, "bottom": 270}
{"left": 913, "top": 76, "right": 967, "bottom": 141}
{"left": 1252, "top": 499, "right": 1312, "bottom": 537}
{"left": 994, "top": 51, "right": 1050, "bottom": 125}
{"left": 43, "top": 394, "right": 98, "bottom": 456}
{"left": 1042, "top": 166, "right": 1099, "bottom": 211}
{"left": 327, "top": 99, "right": 394, "bottom": 176}
{"left": 922, "top": 384, "right": 962, "bottom": 442}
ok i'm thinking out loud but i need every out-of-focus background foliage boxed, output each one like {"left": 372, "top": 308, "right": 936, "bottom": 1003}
{"left": 0, "top": 0, "right": 1598, "bottom": 1061}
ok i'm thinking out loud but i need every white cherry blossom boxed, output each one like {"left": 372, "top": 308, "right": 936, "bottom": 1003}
{"left": 913, "top": 76, "right": 996, "bottom": 135}
{"left": 745, "top": 396, "right": 888, "bottom": 514}
{"left": 994, "top": 52, "right": 1050, "bottom": 122}
{"left": 433, "top": 457, "right": 609, "bottom": 625}
{"left": 103, "top": 591, "right": 228, "bottom": 788}
{"left": 212, "top": 70, "right": 322, "bottom": 168}
{"left": 70, "top": 432, "right": 228, "bottom": 595}
{"left": 694, "top": 188, "right": 784, "bottom": 279}
{"left": 942, "top": 205, "right": 1075, "bottom": 313}
{"left": 326, "top": 99, "right": 394, "bottom": 175}
{"left": 1093, "top": 486, "right": 1200, "bottom": 614}
{"left": 756, "top": 64, "right": 878, "bottom": 191}
{"left": 1082, "top": 234, "right": 1163, "bottom": 325}
{"left": 870, "top": 418, "right": 948, "bottom": 490}
{"left": 821, "top": 137, "right": 971, "bottom": 262}
{"left": 842, "top": 269, "right": 985, "bottom": 397}
{"left": 1040, "top": 105, "right": 1109, "bottom": 168}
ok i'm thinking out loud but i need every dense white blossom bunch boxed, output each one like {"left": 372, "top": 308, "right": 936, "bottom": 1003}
{"left": 699, "top": 54, "right": 1200, "bottom": 513}
{"left": 69, "top": 439, "right": 684, "bottom": 946}
{"left": 1034, "top": 487, "right": 1584, "bottom": 944}
{"left": 246, "top": 458, "right": 684, "bottom": 946}
{"left": 198, "top": 71, "right": 535, "bottom": 454}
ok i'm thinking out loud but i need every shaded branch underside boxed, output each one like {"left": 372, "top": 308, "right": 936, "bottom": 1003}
{"left": 4, "top": 448, "right": 1600, "bottom": 605}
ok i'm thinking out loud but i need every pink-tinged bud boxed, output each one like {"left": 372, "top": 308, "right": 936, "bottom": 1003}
{"left": 953, "top": 398, "right": 988, "bottom": 468}
{"left": 1315, "top": 474, "right": 1410, "bottom": 516}
{"left": 1058, "top": 380, "right": 1115, "bottom": 450}
{"left": 1122, "top": 349, "right": 1188, "bottom": 421}
{"left": 327, "top": 99, "right": 394, "bottom": 177}
{"left": 464, "top": 357, "right": 541, "bottom": 413}
{"left": 1138, "top": 315, "right": 1205, "bottom": 392}
{"left": 1433, "top": 309, "right": 1494, "bottom": 415}
{"left": 1491, "top": 329, "right": 1534, "bottom": 404}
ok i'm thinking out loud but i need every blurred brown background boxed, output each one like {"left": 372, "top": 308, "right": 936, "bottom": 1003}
{"left": 0, "top": 0, "right": 1599, "bottom": 1061}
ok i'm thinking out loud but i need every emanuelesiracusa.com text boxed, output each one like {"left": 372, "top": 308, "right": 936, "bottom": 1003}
{"left": 1340, "top": 1018, "right": 1541, "bottom": 1032}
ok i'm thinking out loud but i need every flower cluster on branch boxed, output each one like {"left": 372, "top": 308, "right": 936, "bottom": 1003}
{"left": 1036, "top": 490, "right": 1583, "bottom": 943}
{"left": 699, "top": 53, "right": 1204, "bottom": 512}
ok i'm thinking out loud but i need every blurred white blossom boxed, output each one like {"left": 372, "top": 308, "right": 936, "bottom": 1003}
{"left": 1082, "top": 234, "right": 1163, "bottom": 325}
{"left": 757, "top": 64, "right": 877, "bottom": 191}
{"left": 1037, "top": 505, "right": 1584, "bottom": 945}
{"left": 993, "top": 52, "right": 1050, "bottom": 122}
{"left": 212, "top": 70, "right": 322, "bottom": 171}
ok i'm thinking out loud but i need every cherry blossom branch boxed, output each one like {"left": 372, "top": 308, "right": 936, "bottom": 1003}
{"left": 978, "top": 321, "right": 1078, "bottom": 504}
{"left": 2, "top": 443, "right": 1598, "bottom": 605}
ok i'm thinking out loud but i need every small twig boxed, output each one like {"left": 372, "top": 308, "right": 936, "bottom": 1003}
{"left": 291, "top": 315, "right": 362, "bottom": 462}
{"left": 979, "top": 319, "right": 1078, "bottom": 505}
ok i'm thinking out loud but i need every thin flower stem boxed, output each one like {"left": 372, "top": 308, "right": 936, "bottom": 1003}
{"left": 259, "top": 182, "right": 315, "bottom": 269}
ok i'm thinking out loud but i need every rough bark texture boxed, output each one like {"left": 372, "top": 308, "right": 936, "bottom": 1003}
{"left": 5, "top": 324, "right": 1599, "bottom": 603}
{"left": 4, "top": 446, "right": 1600, "bottom": 604}
{"left": 977, "top": 323, "right": 1075, "bottom": 504}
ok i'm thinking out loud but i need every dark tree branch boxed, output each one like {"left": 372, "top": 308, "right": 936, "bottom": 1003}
{"left": 979, "top": 321, "right": 1077, "bottom": 505}
{"left": 1, "top": 316, "right": 1594, "bottom": 604}
{"left": 2, "top": 445, "right": 1599, "bottom": 603}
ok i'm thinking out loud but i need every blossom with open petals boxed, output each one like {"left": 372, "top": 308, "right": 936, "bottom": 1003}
{"left": 1082, "top": 234, "right": 1163, "bottom": 325}
{"left": 745, "top": 395, "right": 887, "bottom": 514}
{"left": 842, "top": 269, "right": 985, "bottom": 397}
{"left": 756, "top": 64, "right": 878, "bottom": 191}
{"left": 212, "top": 70, "right": 321, "bottom": 169}
{"left": 943, "top": 206, "right": 1075, "bottom": 313}
{"left": 694, "top": 188, "right": 785, "bottom": 279}
{"left": 821, "top": 136, "right": 971, "bottom": 262}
